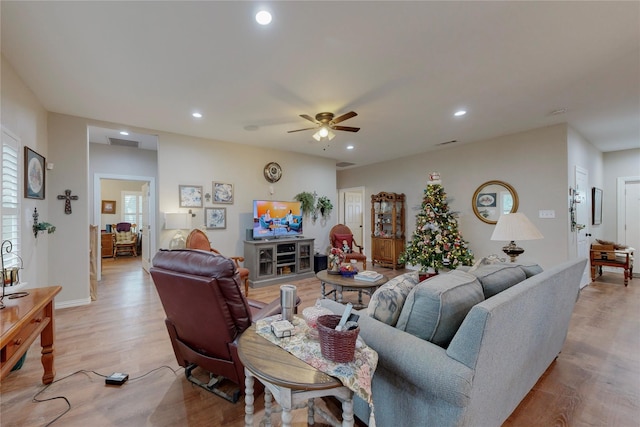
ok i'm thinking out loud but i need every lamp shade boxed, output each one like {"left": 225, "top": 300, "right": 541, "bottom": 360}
{"left": 165, "top": 213, "right": 191, "bottom": 230}
{"left": 490, "top": 212, "right": 543, "bottom": 242}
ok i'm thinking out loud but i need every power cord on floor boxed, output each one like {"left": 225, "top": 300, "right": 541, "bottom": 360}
{"left": 32, "top": 365, "right": 182, "bottom": 427}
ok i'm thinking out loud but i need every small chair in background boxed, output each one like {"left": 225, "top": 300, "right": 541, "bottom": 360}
{"left": 329, "top": 224, "right": 367, "bottom": 269}
{"left": 185, "top": 229, "right": 250, "bottom": 296}
{"left": 113, "top": 223, "right": 137, "bottom": 258}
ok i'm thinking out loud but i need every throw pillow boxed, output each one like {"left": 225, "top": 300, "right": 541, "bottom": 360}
{"left": 334, "top": 233, "right": 353, "bottom": 250}
{"left": 396, "top": 270, "right": 484, "bottom": 348}
{"left": 367, "top": 271, "right": 420, "bottom": 326}
{"left": 467, "top": 264, "right": 526, "bottom": 298}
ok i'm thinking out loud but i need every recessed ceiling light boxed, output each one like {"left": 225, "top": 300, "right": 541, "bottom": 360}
{"left": 454, "top": 110, "right": 467, "bottom": 117}
{"left": 255, "top": 10, "right": 272, "bottom": 25}
{"left": 192, "top": 112, "right": 202, "bottom": 118}
{"left": 119, "top": 131, "right": 129, "bottom": 136}
{"left": 346, "top": 145, "right": 354, "bottom": 150}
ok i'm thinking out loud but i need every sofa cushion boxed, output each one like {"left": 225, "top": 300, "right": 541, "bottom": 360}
{"left": 512, "top": 261, "right": 543, "bottom": 278}
{"left": 367, "top": 271, "right": 420, "bottom": 326}
{"left": 468, "top": 264, "right": 527, "bottom": 298}
{"left": 396, "top": 270, "right": 484, "bottom": 347}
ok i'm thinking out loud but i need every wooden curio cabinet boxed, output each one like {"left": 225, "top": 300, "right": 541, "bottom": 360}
{"left": 371, "top": 192, "right": 405, "bottom": 269}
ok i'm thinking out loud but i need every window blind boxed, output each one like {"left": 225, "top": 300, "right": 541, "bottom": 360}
{"left": 1, "top": 128, "right": 21, "bottom": 267}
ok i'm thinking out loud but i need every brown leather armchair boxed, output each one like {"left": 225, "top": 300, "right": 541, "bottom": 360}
{"left": 185, "top": 229, "right": 251, "bottom": 296}
{"left": 150, "top": 249, "right": 284, "bottom": 402}
{"left": 329, "top": 224, "right": 367, "bottom": 269}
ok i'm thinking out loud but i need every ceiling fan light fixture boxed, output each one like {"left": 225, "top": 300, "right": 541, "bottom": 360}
{"left": 312, "top": 131, "right": 321, "bottom": 142}
{"left": 318, "top": 126, "right": 329, "bottom": 138}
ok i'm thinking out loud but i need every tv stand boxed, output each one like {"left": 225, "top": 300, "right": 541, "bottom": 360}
{"left": 244, "top": 238, "right": 315, "bottom": 289}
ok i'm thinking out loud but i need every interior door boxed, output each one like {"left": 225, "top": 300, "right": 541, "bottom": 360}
{"left": 624, "top": 180, "right": 640, "bottom": 275}
{"left": 141, "top": 182, "right": 151, "bottom": 272}
{"left": 575, "top": 166, "right": 590, "bottom": 287}
{"left": 342, "top": 189, "right": 364, "bottom": 247}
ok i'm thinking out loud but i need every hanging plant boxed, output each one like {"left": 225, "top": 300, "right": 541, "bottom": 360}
{"left": 294, "top": 191, "right": 316, "bottom": 217}
{"left": 316, "top": 196, "right": 333, "bottom": 219}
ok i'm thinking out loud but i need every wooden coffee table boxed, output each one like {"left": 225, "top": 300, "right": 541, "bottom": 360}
{"left": 316, "top": 270, "right": 388, "bottom": 309}
{"left": 237, "top": 325, "right": 354, "bottom": 427}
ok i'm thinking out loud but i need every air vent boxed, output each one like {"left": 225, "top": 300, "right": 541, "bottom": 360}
{"left": 336, "top": 161, "right": 356, "bottom": 168}
{"left": 109, "top": 138, "right": 139, "bottom": 148}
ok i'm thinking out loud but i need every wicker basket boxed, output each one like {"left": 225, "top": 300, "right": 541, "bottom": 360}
{"left": 316, "top": 314, "right": 359, "bottom": 363}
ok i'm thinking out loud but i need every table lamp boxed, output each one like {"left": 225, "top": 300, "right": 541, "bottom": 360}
{"left": 165, "top": 213, "right": 192, "bottom": 249}
{"left": 490, "top": 212, "right": 543, "bottom": 262}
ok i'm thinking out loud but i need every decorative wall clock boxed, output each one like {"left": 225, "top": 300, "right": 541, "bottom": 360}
{"left": 263, "top": 162, "right": 282, "bottom": 183}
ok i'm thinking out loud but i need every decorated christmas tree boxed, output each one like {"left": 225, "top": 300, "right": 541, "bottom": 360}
{"left": 399, "top": 173, "right": 474, "bottom": 272}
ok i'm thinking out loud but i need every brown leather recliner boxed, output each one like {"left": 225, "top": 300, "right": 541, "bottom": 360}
{"left": 150, "top": 249, "right": 283, "bottom": 402}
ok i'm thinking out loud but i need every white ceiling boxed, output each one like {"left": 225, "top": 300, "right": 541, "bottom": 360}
{"left": 2, "top": 1, "right": 639, "bottom": 167}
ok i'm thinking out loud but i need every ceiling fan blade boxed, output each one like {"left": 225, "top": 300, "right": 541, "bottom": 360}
{"left": 287, "top": 127, "right": 318, "bottom": 133}
{"left": 331, "top": 111, "right": 357, "bottom": 124}
{"left": 332, "top": 125, "right": 360, "bottom": 132}
{"left": 300, "top": 114, "right": 319, "bottom": 124}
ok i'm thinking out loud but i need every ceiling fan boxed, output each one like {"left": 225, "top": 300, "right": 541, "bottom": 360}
{"left": 287, "top": 111, "right": 360, "bottom": 141}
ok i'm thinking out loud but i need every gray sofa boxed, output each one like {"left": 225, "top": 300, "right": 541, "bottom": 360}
{"left": 320, "top": 258, "right": 587, "bottom": 427}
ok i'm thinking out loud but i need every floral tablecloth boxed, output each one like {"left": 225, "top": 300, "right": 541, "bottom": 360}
{"left": 255, "top": 315, "right": 378, "bottom": 404}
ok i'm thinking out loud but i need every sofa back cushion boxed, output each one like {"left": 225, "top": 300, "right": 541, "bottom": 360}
{"left": 468, "top": 264, "right": 527, "bottom": 298}
{"left": 396, "top": 270, "right": 484, "bottom": 347}
{"left": 367, "top": 271, "right": 420, "bottom": 326}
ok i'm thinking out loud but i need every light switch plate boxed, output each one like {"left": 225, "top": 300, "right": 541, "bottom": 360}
{"left": 539, "top": 210, "right": 556, "bottom": 219}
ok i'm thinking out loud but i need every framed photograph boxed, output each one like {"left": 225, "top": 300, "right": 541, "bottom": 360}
{"left": 476, "top": 192, "right": 497, "bottom": 207}
{"left": 205, "top": 207, "right": 226, "bottom": 229}
{"left": 213, "top": 181, "right": 234, "bottom": 204}
{"left": 101, "top": 200, "right": 116, "bottom": 214}
{"left": 592, "top": 187, "right": 603, "bottom": 225}
{"left": 179, "top": 185, "right": 203, "bottom": 208}
{"left": 24, "top": 147, "right": 46, "bottom": 199}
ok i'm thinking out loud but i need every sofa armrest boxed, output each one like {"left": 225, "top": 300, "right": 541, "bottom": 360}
{"left": 319, "top": 299, "right": 474, "bottom": 408}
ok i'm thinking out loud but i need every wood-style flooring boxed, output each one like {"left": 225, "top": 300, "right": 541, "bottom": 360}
{"left": 0, "top": 257, "right": 638, "bottom": 426}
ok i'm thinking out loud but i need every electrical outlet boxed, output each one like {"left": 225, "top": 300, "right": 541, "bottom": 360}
{"left": 539, "top": 210, "right": 556, "bottom": 219}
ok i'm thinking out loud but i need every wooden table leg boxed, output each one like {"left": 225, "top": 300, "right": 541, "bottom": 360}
{"left": 40, "top": 300, "right": 56, "bottom": 384}
{"left": 341, "top": 397, "right": 354, "bottom": 427}
{"left": 244, "top": 368, "right": 255, "bottom": 427}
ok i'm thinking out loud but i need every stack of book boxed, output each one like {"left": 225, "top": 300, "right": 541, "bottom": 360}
{"left": 354, "top": 270, "right": 384, "bottom": 282}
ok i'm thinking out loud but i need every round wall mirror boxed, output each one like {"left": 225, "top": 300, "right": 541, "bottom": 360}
{"left": 472, "top": 180, "right": 519, "bottom": 224}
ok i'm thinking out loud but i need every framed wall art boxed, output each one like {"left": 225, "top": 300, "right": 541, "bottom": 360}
{"left": 179, "top": 185, "right": 203, "bottom": 208}
{"left": 101, "top": 200, "right": 116, "bottom": 214}
{"left": 24, "top": 147, "right": 46, "bottom": 199}
{"left": 592, "top": 187, "right": 603, "bottom": 225}
{"left": 205, "top": 207, "right": 226, "bottom": 229}
{"left": 213, "top": 181, "right": 234, "bottom": 204}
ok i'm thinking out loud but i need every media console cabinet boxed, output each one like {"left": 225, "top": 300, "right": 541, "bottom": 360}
{"left": 244, "top": 238, "right": 315, "bottom": 289}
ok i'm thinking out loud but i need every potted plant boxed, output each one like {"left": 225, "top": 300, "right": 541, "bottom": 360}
{"left": 316, "top": 196, "right": 333, "bottom": 219}
{"left": 294, "top": 191, "right": 316, "bottom": 217}
{"left": 33, "top": 222, "right": 56, "bottom": 238}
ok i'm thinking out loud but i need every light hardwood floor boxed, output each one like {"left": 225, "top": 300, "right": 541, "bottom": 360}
{"left": 1, "top": 257, "right": 638, "bottom": 426}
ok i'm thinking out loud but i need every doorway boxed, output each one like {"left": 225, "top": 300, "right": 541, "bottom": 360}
{"left": 617, "top": 176, "right": 640, "bottom": 277}
{"left": 93, "top": 174, "right": 156, "bottom": 280}
{"left": 338, "top": 187, "right": 365, "bottom": 249}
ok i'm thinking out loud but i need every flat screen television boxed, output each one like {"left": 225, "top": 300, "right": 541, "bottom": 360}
{"left": 252, "top": 200, "right": 303, "bottom": 239}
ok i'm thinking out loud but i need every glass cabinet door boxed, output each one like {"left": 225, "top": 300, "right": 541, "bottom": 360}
{"left": 257, "top": 246, "right": 274, "bottom": 278}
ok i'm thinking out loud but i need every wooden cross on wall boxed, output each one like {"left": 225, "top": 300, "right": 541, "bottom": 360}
{"left": 57, "top": 189, "right": 78, "bottom": 214}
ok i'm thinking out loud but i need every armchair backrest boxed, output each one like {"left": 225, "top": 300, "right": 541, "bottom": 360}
{"left": 330, "top": 224, "right": 356, "bottom": 250}
{"left": 115, "top": 222, "right": 134, "bottom": 232}
{"left": 150, "top": 249, "right": 252, "bottom": 360}
{"left": 185, "top": 229, "right": 214, "bottom": 251}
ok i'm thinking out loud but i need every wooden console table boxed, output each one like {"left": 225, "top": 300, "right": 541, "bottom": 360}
{"left": 1, "top": 286, "right": 62, "bottom": 384}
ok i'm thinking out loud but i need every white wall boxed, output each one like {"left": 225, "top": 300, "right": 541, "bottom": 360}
{"left": 156, "top": 131, "right": 338, "bottom": 256}
{"left": 1, "top": 55, "right": 50, "bottom": 292}
{"left": 338, "top": 124, "right": 571, "bottom": 269}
